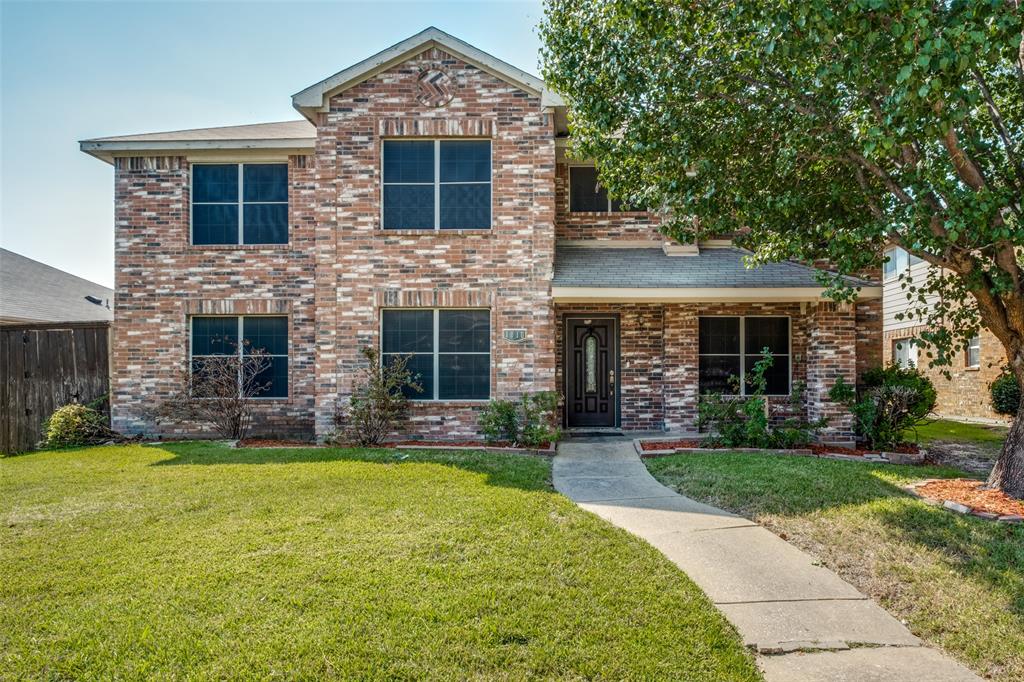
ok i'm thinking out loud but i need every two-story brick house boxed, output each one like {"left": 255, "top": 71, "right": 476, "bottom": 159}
{"left": 81, "top": 28, "right": 881, "bottom": 444}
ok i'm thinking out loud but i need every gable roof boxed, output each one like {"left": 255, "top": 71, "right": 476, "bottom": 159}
{"left": 80, "top": 120, "right": 315, "bottom": 164}
{"left": 292, "top": 26, "right": 564, "bottom": 121}
{"left": 0, "top": 249, "right": 113, "bottom": 325}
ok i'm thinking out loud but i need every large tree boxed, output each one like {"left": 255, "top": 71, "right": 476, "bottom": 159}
{"left": 541, "top": 0, "right": 1024, "bottom": 495}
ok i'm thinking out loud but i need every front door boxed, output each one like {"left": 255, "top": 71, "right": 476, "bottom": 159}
{"left": 565, "top": 317, "right": 617, "bottom": 427}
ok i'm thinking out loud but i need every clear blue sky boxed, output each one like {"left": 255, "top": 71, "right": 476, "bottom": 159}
{"left": 0, "top": 0, "right": 545, "bottom": 287}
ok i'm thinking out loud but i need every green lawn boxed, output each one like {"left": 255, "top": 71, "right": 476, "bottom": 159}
{"left": 906, "top": 418, "right": 1009, "bottom": 445}
{"left": 646, "top": 452, "right": 1024, "bottom": 682}
{"left": 1, "top": 443, "right": 759, "bottom": 681}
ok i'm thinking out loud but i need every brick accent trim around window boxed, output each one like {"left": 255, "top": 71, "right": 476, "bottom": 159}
{"left": 378, "top": 118, "right": 495, "bottom": 137}
{"left": 183, "top": 299, "right": 292, "bottom": 316}
{"left": 372, "top": 288, "right": 496, "bottom": 308}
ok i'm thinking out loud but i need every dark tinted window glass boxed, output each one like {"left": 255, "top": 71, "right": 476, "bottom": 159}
{"left": 746, "top": 317, "right": 789, "bottom": 355}
{"left": 569, "top": 166, "right": 608, "bottom": 212}
{"left": 746, "top": 355, "right": 789, "bottom": 395}
{"left": 383, "top": 185, "right": 435, "bottom": 230}
{"left": 191, "top": 356, "right": 240, "bottom": 393}
{"left": 243, "top": 204, "right": 288, "bottom": 244}
{"left": 385, "top": 353, "right": 433, "bottom": 400}
{"left": 439, "top": 184, "right": 489, "bottom": 229}
{"left": 242, "top": 317, "right": 288, "bottom": 356}
{"left": 193, "top": 164, "right": 238, "bottom": 203}
{"left": 699, "top": 317, "right": 741, "bottom": 354}
{"left": 248, "top": 356, "right": 289, "bottom": 397}
{"left": 243, "top": 164, "right": 288, "bottom": 203}
{"left": 383, "top": 140, "right": 434, "bottom": 183}
{"left": 192, "top": 317, "right": 238, "bottom": 355}
{"left": 439, "top": 311, "right": 489, "bottom": 352}
{"left": 439, "top": 140, "right": 490, "bottom": 182}
{"left": 699, "top": 356, "right": 741, "bottom": 395}
{"left": 439, "top": 353, "right": 489, "bottom": 400}
{"left": 382, "top": 310, "right": 434, "bottom": 353}
{"left": 192, "top": 204, "right": 239, "bottom": 245}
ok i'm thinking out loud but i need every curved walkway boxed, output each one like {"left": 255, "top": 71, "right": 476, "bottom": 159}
{"left": 553, "top": 439, "right": 981, "bottom": 682}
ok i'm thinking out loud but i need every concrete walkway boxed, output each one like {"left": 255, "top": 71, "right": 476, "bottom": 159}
{"left": 553, "top": 439, "right": 982, "bottom": 682}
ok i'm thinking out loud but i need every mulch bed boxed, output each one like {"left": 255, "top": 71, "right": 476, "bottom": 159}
{"left": 639, "top": 439, "right": 705, "bottom": 451}
{"left": 640, "top": 441, "right": 920, "bottom": 457}
{"left": 808, "top": 443, "right": 920, "bottom": 458}
{"left": 385, "top": 440, "right": 554, "bottom": 450}
{"left": 238, "top": 438, "right": 319, "bottom": 448}
{"left": 914, "top": 479, "right": 1024, "bottom": 518}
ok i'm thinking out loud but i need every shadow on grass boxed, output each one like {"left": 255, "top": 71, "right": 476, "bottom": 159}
{"left": 146, "top": 440, "right": 554, "bottom": 493}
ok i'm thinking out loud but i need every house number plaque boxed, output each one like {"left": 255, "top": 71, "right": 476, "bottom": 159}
{"left": 503, "top": 329, "right": 527, "bottom": 343}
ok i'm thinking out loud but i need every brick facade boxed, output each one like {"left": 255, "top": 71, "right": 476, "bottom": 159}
{"left": 106, "top": 42, "right": 875, "bottom": 444}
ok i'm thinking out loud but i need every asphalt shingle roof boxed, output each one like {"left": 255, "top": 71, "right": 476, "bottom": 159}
{"left": 553, "top": 246, "right": 872, "bottom": 289}
{"left": 81, "top": 120, "right": 315, "bottom": 143}
{"left": 0, "top": 249, "right": 113, "bottom": 325}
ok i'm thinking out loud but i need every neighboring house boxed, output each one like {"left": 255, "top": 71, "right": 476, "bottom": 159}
{"left": 0, "top": 248, "right": 113, "bottom": 325}
{"left": 79, "top": 27, "right": 881, "bottom": 444}
{"left": 882, "top": 245, "right": 1006, "bottom": 421}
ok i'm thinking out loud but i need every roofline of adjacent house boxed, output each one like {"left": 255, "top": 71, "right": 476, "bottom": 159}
{"left": 551, "top": 286, "right": 882, "bottom": 303}
{"left": 290, "top": 26, "right": 564, "bottom": 122}
{"left": 78, "top": 138, "right": 316, "bottom": 165}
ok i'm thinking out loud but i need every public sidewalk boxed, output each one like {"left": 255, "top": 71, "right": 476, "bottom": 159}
{"left": 553, "top": 439, "right": 981, "bottom": 682}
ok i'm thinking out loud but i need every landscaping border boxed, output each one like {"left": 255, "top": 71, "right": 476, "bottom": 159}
{"left": 903, "top": 480, "right": 1024, "bottom": 523}
{"left": 395, "top": 442, "right": 557, "bottom": 457}
{"left": 634, "top": 438, "right": 925, "bottom": 465}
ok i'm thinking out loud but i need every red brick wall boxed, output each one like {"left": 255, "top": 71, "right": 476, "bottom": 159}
{"left": 554, "top": 163, "right": 662, "bottom": 241}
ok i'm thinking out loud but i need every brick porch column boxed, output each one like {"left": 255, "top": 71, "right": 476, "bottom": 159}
{"left": 806, "top": 301, "right": 856, "bottom": 446}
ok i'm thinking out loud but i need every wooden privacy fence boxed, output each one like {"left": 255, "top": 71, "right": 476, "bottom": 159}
{"left": 1, "top": 322, "right": 110, "bottom": 454}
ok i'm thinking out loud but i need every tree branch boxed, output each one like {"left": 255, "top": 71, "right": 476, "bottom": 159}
{"left": 972, "top": 67, "right": 1024, "bottom": 191}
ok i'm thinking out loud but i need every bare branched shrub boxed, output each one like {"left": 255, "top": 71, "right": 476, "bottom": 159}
{"left": 152, "top": 342, "right": 272, "bottom": 440}
{"left": 333, "top": 347, "right": 422, "bottom": 446}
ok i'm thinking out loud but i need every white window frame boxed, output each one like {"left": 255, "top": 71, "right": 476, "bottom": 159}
{"left": 190, "top": 162, "right": 289, "bottom": 245}
{"left": 892, "top": 338, "right": 918, "bottom": 368}
{"left": 380, "top": 139, "right": 493, "bottom": 231}
{"left": 966, "top": 335, "right": 981, "bottom": 369}
{"left": 188, "top": 315, "right": 289, "bottom": 399}
{"left": 380, "top": 308, "right": 491, "bottom": 401}
{"left": 567, "top": 164, "right": 629, "bottom": 213}
{"left": 698, "top": 316, "right": 792, "bottom": 396}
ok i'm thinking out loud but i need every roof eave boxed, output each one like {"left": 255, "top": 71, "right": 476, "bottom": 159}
{"left": 551, "top": 285, "right": 882, "bottom": 303}
{"left": 78, "top": 138, "right": 316, "bottom": 165}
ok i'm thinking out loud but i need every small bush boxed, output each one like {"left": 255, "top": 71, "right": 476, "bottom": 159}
{"left": 830, "top": 364, "right": 937, "bottom": 449}
{"left": 990, "top": 368, "right": 1020, "bottom": 415}
{"left": 479, "top": 391, "right": 561, "bottom": 448}
{"left": 42, "top": 403, "right": 118, "bottom": 449}
{"left": 333, "top": 347, "right": 422, "bottom": 446}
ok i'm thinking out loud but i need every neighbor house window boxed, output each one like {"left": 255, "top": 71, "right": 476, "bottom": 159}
{"left": 568, "top": 166, "right": 629, "bottom": 212}
{"left": 966, "top": 335, "right": 981, "bottom": 368}
{"left": 191, "top": 163, "right": 288, "bottom": 245}
{"left": 698, "top": 317, "right": 790, "bottom": 396}
{"left": 892, "top": 338, "right": 918, "bottom": 368}
{"left": 883, "top": 247, "right": 923, "bottom": 280}
{"left": 381, "top": 309, "right": 490, "bottom": 400}
{"left": 382, "top": 140, "right": 491, "bottom": 230}
{"left": 190, "top": 316, "right": 289, "bottom": 397}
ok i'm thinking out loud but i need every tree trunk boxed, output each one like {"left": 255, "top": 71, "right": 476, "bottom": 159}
{"left": 987, "top": 390, "right": 1024, "bottom": 499}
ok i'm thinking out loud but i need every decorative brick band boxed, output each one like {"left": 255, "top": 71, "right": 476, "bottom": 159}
{"left": 373, "top": 288, "right": 495, "bottom": 308}
{"left": 378, "top": 117, "right": 495, "bottom": 137}
{"left": 114, "top": 156, "right": 185, "bottom": 171}
{"left": 183, "top": 299, "right": 292, "bottom": 315}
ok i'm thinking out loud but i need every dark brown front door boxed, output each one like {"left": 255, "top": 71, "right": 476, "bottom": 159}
{"left": 565, "top": 317, "right": 617, "bottom": 427}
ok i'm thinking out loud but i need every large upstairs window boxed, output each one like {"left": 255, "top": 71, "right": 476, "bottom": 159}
{"left": 192, "top": 163, "right": 288, "bottom": 245}
{"left": 382, "top": 139, "right": 491, "bottom": 230}
{"left": 568, "top": 166, "right": 629, "bottom": 212}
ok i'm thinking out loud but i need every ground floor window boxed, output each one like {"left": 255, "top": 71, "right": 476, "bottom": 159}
{"left": 698, "top": 316, "right": 790, "bottom": 395}
{"left": 190, "top": 316, "right": 288, "bottom": 398}
{"left": 892, "top": 338, "right": 918, "bottom": 368}
{"left": 381, "top": 309, "right": 490, "bottom": 400}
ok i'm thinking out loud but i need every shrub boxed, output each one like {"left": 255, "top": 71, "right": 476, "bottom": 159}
{"left": 333, "top": 347, "right": 422, "bottom": 446}
{"left": 479, "top": 391, "right": 561, "bottom": 448}
{"left": 699, "top": 350, "right": 823, "bottom": 448}
{"left": 42, "top": 403, "right": 118, "bottom": 449}
{"left": 990, "top": 367, "right": 1020, "bottom": 416}
{"left": 151, "top": 343, "right": 274, "bottom": 441}
{"left": 829, "top": 364, "right": 937, "bottom": 449}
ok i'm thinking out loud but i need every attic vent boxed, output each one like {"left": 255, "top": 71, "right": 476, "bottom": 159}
{"left": 85, "top": 295, "right": 103, "bottom": 306}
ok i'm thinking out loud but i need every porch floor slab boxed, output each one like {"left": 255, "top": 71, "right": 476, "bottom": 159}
{"left": 552, "top": 440, "right": 982, "bottom": 681}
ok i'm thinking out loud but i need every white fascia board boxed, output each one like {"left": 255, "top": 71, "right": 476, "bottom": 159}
{"left": 551, "top": 286, "right": 882, "bottom": 302}
{"left": 79, "top": 138, "right": 315, "bottom": 165}
{"left": 292, "top": 26, "right": 552, "bottom": 118}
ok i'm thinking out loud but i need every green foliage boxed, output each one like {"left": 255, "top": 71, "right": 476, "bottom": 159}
{"left": 334, "top": 347, "right": 422, "bottom": 446}
{"left": 990, "top": 367, "right": 1020, "bottom": 416}
{"left": 42, "top": 403, "right": 116, "bottom": 449}
{"left": 699, "top": 350, "right": 823, "bottom": 448}
{"left": 540, "top": 0, "right": 1023, "bottom": 371}
{"left": 479, "top": 391, "right": 562, "bottom": 448}
{"left": 830, "top": 365, "right": 937, "bottom": 448}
